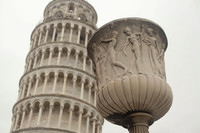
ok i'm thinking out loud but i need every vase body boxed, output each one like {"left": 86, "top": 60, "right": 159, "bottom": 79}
{"left": 87, "top": 18, "right": 173, "bottom": 131}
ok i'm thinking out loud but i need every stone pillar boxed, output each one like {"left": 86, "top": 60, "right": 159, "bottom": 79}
{"left": 83, "top": 54, "right": 87, "bottom": 71}
{"left": 66, "top": 49, "right": 71, "bottom": 64}
{"left": 26, "top": 78, "right": 32, "bottom": 97}
{"left": 58, "top": 105, "right": 64, "bottom": 128}
{"left": 30, "top": 40, "right": 34, "bottom": 50}
{"left": 92, "top": 117, "right": 97, "bottom": 133}
{"left": 77, "top": 109, "right": 83, "bottom": 133}
{"left": 27, "top": 105, "right": 33, "bottom": 128}
{"left": 47, "top": 103, "right": 53, "bottom": 127}
{"left": 21, "top": 83, "right": 27, "bottom": 99}
{"left": 52, "top": 73, "right": 58, "bottom": 93}
{"left": 33, "top": 35, "right": 38, "bottom": 48}
{"left": 77, "top": 27, "right": 82, "bottom": 44}
{"left": 14, "top": 111, "right": 20, "bottom": 130}
{"left": 96, "top": 121, "right": 101, "bottom": 133}
{"left": 88, "top": 83, "right": 92, "bottom": 104}
{"left": 44, "top": 26, "right": 50, "bottom": 43}
{"left": 74, "top": 51, "right": 79, "bottom": 68}
{"left": 94, "top": 88, "right": 97, "bottom": 106}
{"left": 42, "top": 74, "right": 48, "bottom": 93}
{"left": 68, "top": 107, "right": 74, "bottom": 129}
{"left": 60, "top": 24, "right": 65, "bottom": 41}
{"left": 33, "top": 75, "right": 40, "bottom": 95}
{"left": 85, "top": 113, "right": 91, "bottom": 133}
{"left": 37, "top": 104, "right": 43, "bottom": 126}
{"left": 80, "top": 78, "right": 85, "bottom": 99}
{"left": 48, "top": 48, "right": 53, "bottom": 65}
{"left": 38, "top": 30, "right": 43, "bottom": 46}
{"left": 69, "top": 25, "right": 74, "bottom": 42}
{"left": 10, "top": 115, "right": 16, "bottom": 132}
{"left": 72, "top": 76, "right": 77, "bottom": 90}
{"left": 40, "top": 50, "right": 45, "bottom": 66}
{"left": 85, "top": 30, "right": 89, "bottom": 47}
{"left": 57, "top": 48, "right": 62, "bottom": 65}
{"left": 28, "top": 58, "right": 33, "bottom": 71}
{"left": 33, "top": 53, "right": 38, "bottom": 68}
{"left": 90, "top": 59, "right": 93, "bottom": 74}
{"left": 20, "top": 107, "right": 26, "bottom": 129}
{"left": 52, "top": 25, "right": 57, "bottom": 42}
{"left": 17, "top": 87, "right": 22, "bottom": 101}
{"left": 62, "top": 74, "right": 68, "bottom": 94}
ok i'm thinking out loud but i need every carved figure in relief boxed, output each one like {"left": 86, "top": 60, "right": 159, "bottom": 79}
{"left": 143, "top": 28, "right": 163, "bottom": 77}
{"left": 101, "top": 31, "right": 127, "bottom": 76}
{"left": 123, "top": 27, "right": 143, "bottom": 74}
{"left": 92, "top": 43, "right": 107, "bottom": 86}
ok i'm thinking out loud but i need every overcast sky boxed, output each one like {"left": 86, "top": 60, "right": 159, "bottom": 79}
{"left": 0, "top": 0, "right": 200, "bottom": 133}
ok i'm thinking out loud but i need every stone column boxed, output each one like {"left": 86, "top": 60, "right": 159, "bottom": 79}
{"left": 30, "top": 40, "right": 34, "bottom": 50}
{"left": 26, "top": 78, "right": 32, "bottom": 97}
{"left": 40, "top": 50, "right": 45, "bottom": 66}
{"left": 44, "top": 26, "right": 50, "bottom": 43}
{"left": 72, "top": 76, "right": 77, "bottom": 90}
{"left": 10, "top": 115, "right": 16, "bottom": 132}
{"left": 58, "top": 105, "right": 64, "bottom": 128}
{"left": 33, "top": 53, "right": 38, "bottom": 68}
{"left": 47, "top": 103, "right": 53, "bottom": 127}
{"left": 77, "top": 27, "right": 82, "bottom": 44}
{"left": 80, "top": 78, "right": 85, "bottom": 99}
{"left": 74, "top": 51, "right": 79, "bottom": 68}
{"left": 38, "top": 30, "right": 43, "bottom": 46}
{"left": 92, "top": 117, "right": 97, "bottom": 133}
{"left": 85, "top": 30, "right": 89, "bottom": 47}
{"left": 60, "top": 24, "right": 65, "bottom": 41}
{"left": 27, "top": 105, "right": 33, "bottom": 127}
{"left": 69, "top": 25, "right": 74, "bottom": 42}
{"left": 66, "top": 49, "right": 71, "bottom": 65}
{"left": 20, "top": 107, "right": 26, "bottom": 129}
{"left": 57, "top": 48, "right": 62, "bottom": 65}
{"left": 21, "top": 83, "right": 27, "bottom": 99}
{"left": 62, "top": 74, "right": 68, "bottom": 94}
{"left": 33, "top": 35, "right": 38, "bottom": 48}
{"left": 96, "top": 121, "right": 101, "bottom": 133}
{"left": 89, "top": 59, "right": 93, "bottom": 74}
{"left": 37, "top": 104, "right": 43, "bottom": 126}
{"left": 17, "top": 87, "right": 22, "bottom": 101}
{"left": 85, "top": 113, "right": 91, "bottom": 133}
{"left": 77, "top": 109, "right": 83, "bottom": 133}
{"left": 42, "top": 74, "right": 49, "bottom": 93}
{"left": 14, "top": 111, "right": 20, "bottom": 130}
{"left": 88, "top": 83, "right": 92, "bottom": 104}
{"left": 28, "top": 58, "right": 33, "bottom": 71}
{"left": 52, "top": 24, "right": 57, "bottom": 42}
{"left": 48, "top": 48, "right": 53, "bottom": 65}
{"left": 68, "top": 107, "right": 74, "bottom": 129}
{"left": 33, "top": 75, "right": 40, "bottom": 95}
{"left": 94, "top": 88, "right": 97, "bottom": 106}
{"left": 52, "top": 73, "right": 58, "bottom": 93}
{"left": 82, "top": 54, "right": 87, "bottom": 71}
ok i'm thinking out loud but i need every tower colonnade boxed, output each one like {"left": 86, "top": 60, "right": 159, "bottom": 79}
{"left": 17, "top": 67, "right": 97, "bottom": 105}
{"left": 11, "top": 96, "right": 103, "bottom": 133}
{"left": 24, "top": 43, "right": 94, "bottom": 74}
{"left": 30, "top": 19, "right": 94, "bottom": 51}
{"left": 11, "top": 0, "right": 103, "bottom": 133}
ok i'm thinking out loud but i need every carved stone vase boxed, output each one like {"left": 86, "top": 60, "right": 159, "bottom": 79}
{"left": 87, "top": 18, "right": 173, "bottom": 133}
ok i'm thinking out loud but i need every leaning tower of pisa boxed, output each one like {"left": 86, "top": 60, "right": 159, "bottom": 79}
{"left": 10, "top": 0, "right": 103, "bottom": 133}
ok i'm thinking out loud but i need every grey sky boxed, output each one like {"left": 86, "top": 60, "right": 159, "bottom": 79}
{"left": 0, "top": 0, "right": 200, "bottom": 133}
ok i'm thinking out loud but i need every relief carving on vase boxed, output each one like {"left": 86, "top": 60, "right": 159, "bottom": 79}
{"left": 88, "top": 18, "right": 168, "bottom": 89}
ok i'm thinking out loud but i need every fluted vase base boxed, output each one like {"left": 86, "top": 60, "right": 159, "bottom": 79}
{"left": 121, "top": 113, "right": 154, "bottom": 133}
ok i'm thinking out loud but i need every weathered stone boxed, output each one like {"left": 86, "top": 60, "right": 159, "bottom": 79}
{"left": 88, "top": 18, "right": 173, "bottom": 133}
